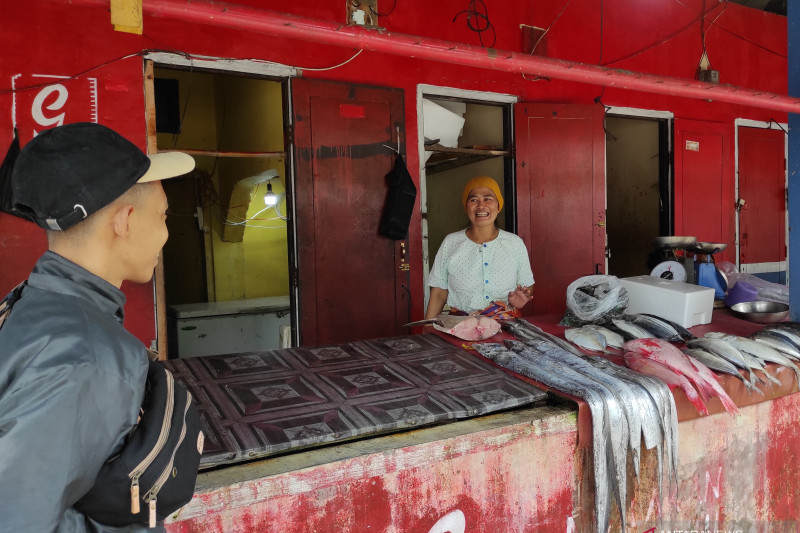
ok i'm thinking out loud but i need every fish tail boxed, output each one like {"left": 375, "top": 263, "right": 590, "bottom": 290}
{"left": 680, "top": 383, "right": 709, "bottom": 415}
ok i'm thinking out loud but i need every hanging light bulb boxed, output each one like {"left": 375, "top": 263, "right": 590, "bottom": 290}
{"left": 263, "top": 181, "right": 277, "bottom": 206}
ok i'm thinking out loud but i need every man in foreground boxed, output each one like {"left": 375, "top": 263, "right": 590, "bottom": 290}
{"left": 0, "top": 122, "right": 194, "bottom": 532}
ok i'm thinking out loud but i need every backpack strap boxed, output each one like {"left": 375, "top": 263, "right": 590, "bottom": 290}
{"left": 0, "top": 281, "right": 26, "bottom": 330}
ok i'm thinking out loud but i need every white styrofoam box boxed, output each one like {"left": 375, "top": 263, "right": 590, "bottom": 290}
{"left": 619, "top": 275, "right": 714, "bottom": 327}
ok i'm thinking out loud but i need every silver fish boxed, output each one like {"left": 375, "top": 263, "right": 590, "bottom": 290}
{"left": 641, "top": 313, "right": 696, "bottom": 341}
{"left": 688, "top": 337, "right": 749, "bottom": 369}
{"left": 684, "top": 348, "right": 762, "bottom": 394}
{"left": 717, "top": 334, "right": 800, "bottom": 385}
{"left": 513, "top": 341, "right": 636, "bottom": 512}
{"left": 611, "top": 318, "right": 656, "bottom": 340}
{"left": 740, "top": 350, "right": 782, "bottom": 386}
{"left": 505, "top": 318, "right": 584, "bottom": 356}
{"left": 759, "top": 327, "right": 800, "bottom": 355}
{"left": 565, "top": 327, "right": 607, "bottom": 353}
{"left": 585, "top": 324, "right": 625, "bottom": 349}
{"left": 630, "top": 314, "right": 683, "bottom": 342}
{"left": 590, "top": 357, "right": 679, "bottom": 499}
{"left": 478, "top": 342, "right": 613, "bottom": 533}
{"left": 760, "top": 326, "right": 800, "bottom": 358}
{"left": 751, "top": 330, "right": 800, "bottom": 360}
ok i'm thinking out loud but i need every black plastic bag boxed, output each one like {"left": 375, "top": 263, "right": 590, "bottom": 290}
{"left": 378, "top": 154, "right": 416, "bottom": 240}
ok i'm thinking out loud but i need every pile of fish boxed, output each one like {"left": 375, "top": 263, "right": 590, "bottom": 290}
{"left": 564, "top": 313, "right": 694, "bottom": 353}
{"left": 476, "top": 318, "right": 679, "bottom": 533}
{"left": 564, "top": 315, "right": 800, "bottom": 413}
{"left": 479, "top": 318, "right": 800, "bottom": 531}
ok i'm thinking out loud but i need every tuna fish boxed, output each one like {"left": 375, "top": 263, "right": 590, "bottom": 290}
{"left": 641, "top": 313, "right": 696, "bottom": 341}
{"left": 611, "top": 318, "right": 656, "bottom": 341}
{"left": 751, "top": 330, "right": 800, "bottom": 360}
{"left": 630, "top": 314, "right": 684, "bottom": 342}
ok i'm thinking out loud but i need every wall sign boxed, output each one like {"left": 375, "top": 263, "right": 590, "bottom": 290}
{"left": 11, "top": 74, "right": 98, "bottom": 140}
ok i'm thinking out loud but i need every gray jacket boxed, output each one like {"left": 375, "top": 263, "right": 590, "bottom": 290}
{"left": 0, "top": 252, "right": 161, "bottom": 532}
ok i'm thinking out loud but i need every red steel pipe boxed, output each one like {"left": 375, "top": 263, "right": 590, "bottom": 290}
{"left": 77, "top": 0, "right": 800, "bottom": 113}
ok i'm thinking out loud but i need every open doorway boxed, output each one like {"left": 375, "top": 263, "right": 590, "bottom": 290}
{"left": 419, "top": 87, "right": 516, "bottom": 310}
{"left": 150, "top": 64, "right": 292, "bottom": 358}
{"left": 604, "top": 113, "right": 672, "bottom": 278}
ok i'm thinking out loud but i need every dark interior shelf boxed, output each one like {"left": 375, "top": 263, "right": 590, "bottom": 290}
{"left": 424, "top": 144, "right": 509, "bottom": 173}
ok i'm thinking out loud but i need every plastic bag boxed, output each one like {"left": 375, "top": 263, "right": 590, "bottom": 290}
{"left": 716, "top": 261, "right": 789, "bottom": 304}
{"left": 559, "top": 275, "right": 629, "bottom": 326}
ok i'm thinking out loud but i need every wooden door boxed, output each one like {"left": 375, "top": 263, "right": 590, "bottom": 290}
{"left": 674, "top": 119, "right": 734, "bottom": 263}
{"left": 292, "top": 79, "right": 409, "bottom": 345}
{"left": 737, "top": 126, "right": 786, "bottom": 279}
{"left": 515, "top": 104, "right": 606, "bottom": 315}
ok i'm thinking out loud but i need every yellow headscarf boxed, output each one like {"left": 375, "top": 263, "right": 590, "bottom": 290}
{"left": 462, "top": 176, "right": 504, "bottom": 211}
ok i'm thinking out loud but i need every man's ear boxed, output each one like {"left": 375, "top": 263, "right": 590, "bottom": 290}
{"left": 110, "top": 203, "right": 135, "bottom": 238}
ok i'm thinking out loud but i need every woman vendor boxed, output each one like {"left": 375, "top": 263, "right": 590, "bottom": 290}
{"left": 425, "top": 176, "right": 534, "bottom": 320}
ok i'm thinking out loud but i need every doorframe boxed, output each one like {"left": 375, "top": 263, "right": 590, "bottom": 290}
{"left": 143, "top": 52, "right": 298, "bottom": 353}
{"left": 734, "top": 118, "right": 789, "bottom": 275}
{"left": 416, "top": 85, "right": 517, "bottom": 309}
{"left": 603, "top": 107, "right": 673, "bottom": 273}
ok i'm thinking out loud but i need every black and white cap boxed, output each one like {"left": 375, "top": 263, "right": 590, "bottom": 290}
{"left": 11, "top": 122, "right": 194, "bottom": 230}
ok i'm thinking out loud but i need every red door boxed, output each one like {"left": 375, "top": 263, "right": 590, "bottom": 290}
{"left": 737, "top": 126, "right": 786, "bottom": 273}
{"left": 292, "top": 79, "right": 409, "bottom": 345}
{"left": 674, "top": 119, "right": 734, "bottom": 263}
{"left": 515, "top": 104, "right": 606, "bottom": 315}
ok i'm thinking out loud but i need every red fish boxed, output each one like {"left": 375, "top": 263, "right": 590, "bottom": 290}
{"left": 684, "top": 354, "right": 739, "bottom": 416}
{"left": 624, "top": 352, "right": 709, "bottom": 415}
{"left": 625, "top": 338, "right": 738, "bottom": 417}
{"left": 624, "top": 338, "right": 712, "bottom": 403}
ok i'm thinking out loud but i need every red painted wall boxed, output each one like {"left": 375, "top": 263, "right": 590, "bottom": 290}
{"left": 1, "top": 1, "right": 787, "bottom": 340}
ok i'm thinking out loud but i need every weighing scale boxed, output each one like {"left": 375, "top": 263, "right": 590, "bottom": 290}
{"left": 688, "top": 242, "right": 728, "bottom": 299}
{"left": 650, "top": 236, "right": 697, "bottom": 284}
{"left": 649, "top": 238, "right": 729, "bottom": 299}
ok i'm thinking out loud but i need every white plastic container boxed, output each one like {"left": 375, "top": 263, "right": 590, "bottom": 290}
{"left": 619, "top": 275, "right": 714, "bottom": 327}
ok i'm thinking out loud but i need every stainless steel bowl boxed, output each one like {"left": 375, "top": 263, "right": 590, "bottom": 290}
{"left": 729, "top": 301, "right": 790, "bottom": 324}
{"left": 653, "top": 236, "right": 697, "bottom": 249}
{"left": 690, "top": 242, "right": 728, "bottom": 254}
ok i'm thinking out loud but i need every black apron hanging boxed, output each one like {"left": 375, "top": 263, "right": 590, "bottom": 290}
{"left": 378, "top": 154, "right": 416, "bottom": 240}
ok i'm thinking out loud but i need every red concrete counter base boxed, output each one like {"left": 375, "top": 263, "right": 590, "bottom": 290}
{"left": 167, "top": 312, "right": 800, "bottom": 532}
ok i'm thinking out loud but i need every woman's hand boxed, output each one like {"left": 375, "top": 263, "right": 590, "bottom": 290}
{"left": 507, "top": 285, "right": 533, "bottom": 310}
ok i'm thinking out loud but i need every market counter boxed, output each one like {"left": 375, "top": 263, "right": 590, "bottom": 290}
{"left": 166, "top": 313, "right": 800, "bottom": 532}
